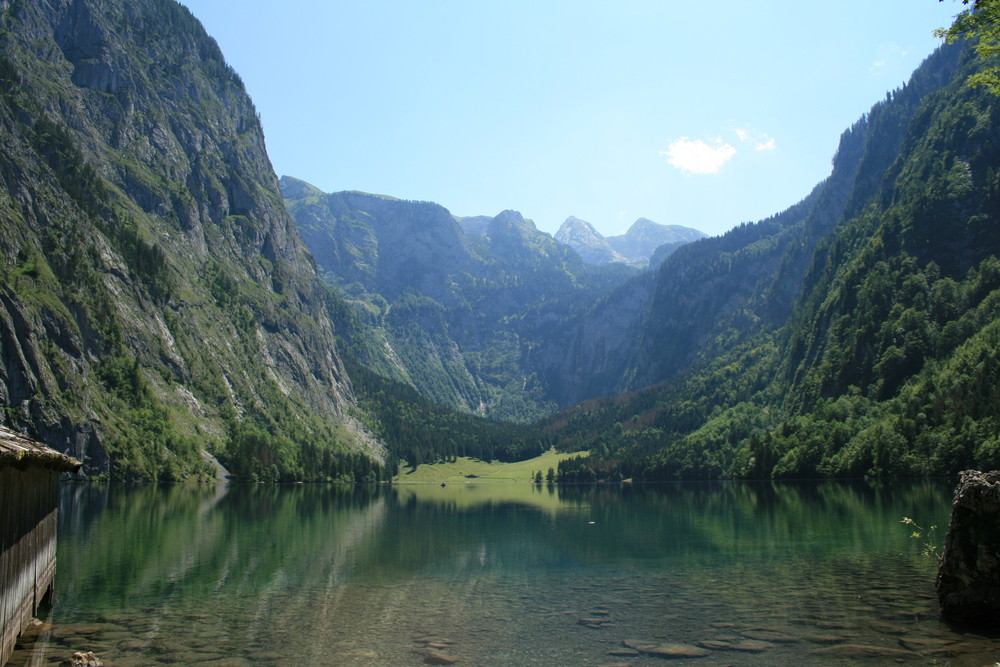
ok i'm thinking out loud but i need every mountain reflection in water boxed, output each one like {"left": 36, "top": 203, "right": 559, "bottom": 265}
{"left": 9, "top": 479, "right": 1000, "bottom": 666}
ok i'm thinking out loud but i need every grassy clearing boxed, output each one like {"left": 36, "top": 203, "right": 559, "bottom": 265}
{"left": 392, "top": 480, "right": 572, "bottom": 513}
{"left": 394, "top": 448, "right": 588, "bottom": 483}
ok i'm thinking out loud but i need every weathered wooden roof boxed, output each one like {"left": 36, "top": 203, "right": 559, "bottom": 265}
{"left": 0, "top": 425, "right": 82, "bottom": 472}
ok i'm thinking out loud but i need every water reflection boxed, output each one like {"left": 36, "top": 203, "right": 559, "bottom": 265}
{"left": 9, "top": 479, "right": 999, "bottom": 665}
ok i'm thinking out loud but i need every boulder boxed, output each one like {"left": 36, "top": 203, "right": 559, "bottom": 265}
{"left": 63, "top": 652, "right": 103, "bottom": 667}
{"left": 808, "top": 644, "right": 922, "bottom": 660}
{"left": 740, "top": 629, "right": 798, "bottom": 643}
{"left": 645, "top": 643, "right": 712, "bottom": 658}
{"left": 423, "top": 650, "right": 459, "bottom": 665}
{"left": 937, "top": 470, "right": 1000, "bottom": 624}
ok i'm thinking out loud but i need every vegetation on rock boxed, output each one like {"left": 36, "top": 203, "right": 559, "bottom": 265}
{"left": 544, "top": 40, "right": 1000, "bottom": 481}
{"left": 0, "top": 0, "right": 382, "bottom": 481}
{"left": 1, "top": 0, "right": 998, "bottom": 484}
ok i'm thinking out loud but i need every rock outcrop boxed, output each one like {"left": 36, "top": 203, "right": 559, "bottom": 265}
{"left": 555, "top": 216, "right": 626, "bottom": 265}
{"left": 0, "top": 0, "right": 379, "bottom": 479}
{"left": 937, "top": 470, "right": 1000, "bottom": 625}
{"left": 283, "top": 180, "right": 646, "bottom": 421}
{"left": 607, "top": 217, "right": 706, "bottom": 264}
{"left": 554, "top": 215, "right": 705, "bottom": 267}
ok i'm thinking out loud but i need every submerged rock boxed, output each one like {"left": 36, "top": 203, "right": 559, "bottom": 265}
{"left": 622, "top": 639, "right": 659, "bottom": 652}
{"left": 645, "top": 643, "right": 712, "bottom": 658}
{"left": 423, "top": 650, "right": 459, "bottom": 665}
{"left": 621, "top": 638, "right": 712, "bottom": 658}
{"left": 740, "top": 629, "right": 798, "bottom": 643}
{"left": 937, "top": 470, "right": 1000, "bottom": 625}
{"left": 800, "top": 633, "right": 845, "bottom": 644}
{"left": 731, "top": 639, "right": 777, "bottom": 652}
{"left": 699, "top": 638, "right": 776, "bottom": 652}
{"left": 63, "top": 652, "right": 103, "bottom": 667}
{"left": 808, "top": 644, "right": 923, "bottom": 660}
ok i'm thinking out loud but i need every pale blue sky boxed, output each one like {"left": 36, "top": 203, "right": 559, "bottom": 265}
{"left": 180, "top": 1, "right": 963, "bottom": 237}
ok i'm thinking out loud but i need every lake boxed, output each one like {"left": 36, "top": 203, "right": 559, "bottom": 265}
{"left": 9, "top": 479, "right": 1000, "bottom": 665}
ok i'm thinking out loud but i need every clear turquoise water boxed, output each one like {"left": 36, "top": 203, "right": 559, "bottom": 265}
{"left": 12, "top": 479, "right": 1000, "bottom": 665}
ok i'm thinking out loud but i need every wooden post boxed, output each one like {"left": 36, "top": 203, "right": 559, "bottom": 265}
{"left": 0, "top": 428, "right": 80, "bottom": 667}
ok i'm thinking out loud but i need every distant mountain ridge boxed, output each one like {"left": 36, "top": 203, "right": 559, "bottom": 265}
{"left": 2, "top": 0, "right": 995, "bottom": 486}
{"left": 554, "top": 217, "right": 625, "bottom": 264}
{"left": 554, "top": 216, "right": 706, "bottom": 266}
{"left": 549, "top": 41, "right": 1000, "bottom": 482}
{"left": 282, "top": 178, "right": 641, "bottom": 421}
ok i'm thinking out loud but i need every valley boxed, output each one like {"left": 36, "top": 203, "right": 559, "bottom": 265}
{"left": 5, "top": 2, "right": 1000, "bottom": 664}
{"left": 0, "top": 0, "right": 997, "bottom": 485}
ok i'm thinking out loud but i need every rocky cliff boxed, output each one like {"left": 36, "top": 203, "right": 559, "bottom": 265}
{"left": 608, "top": 218, "right": 706, "bottom": 264}
{"left": 554, "top": 215, "right": 705, "bottom": 267}
{"left": 283, "top": 181, "right": 641, "bottom": 421}
{"left": 554, "top": 216, "right": 626, "bottom": 264}
{"left": 0, "top": 0, "right": 381, "bottom": 480}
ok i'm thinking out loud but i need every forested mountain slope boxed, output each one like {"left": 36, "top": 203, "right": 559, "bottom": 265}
{"left": 269, "top": 40, "right": 976, "bottom": 450}
{"left": 2, "top": 0, "right": 993, "bottom": 485}
{"left": 0, "top": 0, "right": 385, "bottom": 480}
{"left": 631, "top": 44, "right": 964, "bottom": 390}
{"left": 524, "top": 45, "right": 964, "bottom": 414}
{"left": 549, "top": 41, "right": 1000, "bottom": 481}
{"left": 283, "top": 181, "right": 641, "bottom": 421}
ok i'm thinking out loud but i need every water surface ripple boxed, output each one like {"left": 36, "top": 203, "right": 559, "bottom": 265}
{"left": 10, "top": 479, "right": 1000, "bottom": 666}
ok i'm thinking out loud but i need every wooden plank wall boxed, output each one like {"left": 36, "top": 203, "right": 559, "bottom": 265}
{"left": 0, "top": 466, "right": 59, "bottom": 667}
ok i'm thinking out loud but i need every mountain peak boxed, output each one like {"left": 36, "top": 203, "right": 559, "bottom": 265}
{"left": 555, "top": 216, "right": 624, "bottom": 264}
{"left": 279, "top": 175, "right": 324, "bottom": 199}
{"left": 626, "top": 217, "right": 660, "bottom": 233}
{"left": 553, "top": 215, "right": 706, "bottom": 266}
{"left": 608, "top": 218, "right": 707, "bottom": 262}
{"left": 487, "top": 210, "right": 536, "bottom": 237}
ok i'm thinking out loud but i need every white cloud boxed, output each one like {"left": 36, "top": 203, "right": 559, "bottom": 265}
{"left": 871, "top": 43, "right": 908, "bottom": 72}
{"left": 755, "top": 137, "right": 776, "bottom": 151}
{"left": 733, "top": 124, "right": 775, "bottom": 149}
{"left": 660, "top": 137, "right": 737, "bottom": 175}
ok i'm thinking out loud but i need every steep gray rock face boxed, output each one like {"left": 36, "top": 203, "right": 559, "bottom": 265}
{"left": 607, "top": 218, "right": 706, "bottom": 263}
{"left": 277, "top": 175, "right": 324, "bottom": 200}
{"left": 554, "top": 215, "right": 705, "bottom": 267}
{"left": 281, "top": 183, "right": 483, "bottom": 305}
{"left": 454, "top": 215, "right": 491, "bottom": 236}
{"left": 937, "top": 470, "right": 1000, "bottom": 625}
{"left": 484, "top": 210, "right": 567, "bottom": 264}
{"left": 529, "top": 271, "right": 658, "bottom": 407}
{"left": 284, "top": 180, "right": 641, "bottom": 420}
{"left": 0, "top": 0, "right": 376, "bottom": 478}
{"left": 555, "top": 216, "right": 626, "bottom": 265}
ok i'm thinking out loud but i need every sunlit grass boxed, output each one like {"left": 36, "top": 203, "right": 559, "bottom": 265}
{"left": 394, "top": 448, "right": 588, "bottom": 483}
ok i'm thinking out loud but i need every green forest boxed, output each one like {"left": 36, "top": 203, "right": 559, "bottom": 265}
{"left": 1, "top": 0, "right": 999, "bottom": 484}
{"left": 547, "top": 36, "right": 1000, "bottom": 482}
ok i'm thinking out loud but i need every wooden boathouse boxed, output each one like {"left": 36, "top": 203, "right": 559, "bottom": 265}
{"left": 0, "top": 425, "right": 80, "bottom": 667}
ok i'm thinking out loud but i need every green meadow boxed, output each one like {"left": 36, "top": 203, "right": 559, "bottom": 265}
{"left": 394, "top": 449, "right": 587, "bottom": 483}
